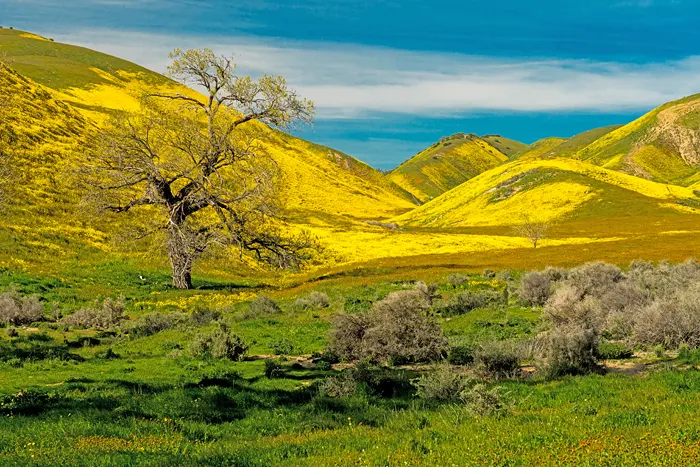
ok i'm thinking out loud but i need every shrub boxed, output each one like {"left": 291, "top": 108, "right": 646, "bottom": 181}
{"left": 191, "top": 306, "right": 222, "bottom": 326}
{"left": 447, "top": 344, "right": 474, "bottom": 365}
{"left": 437, "top": 290, "right": 505, "bottom": 316}
{"left": 0, "top": 287, "right": 43, "bottom": 326}
{"left": 330, "top": 290, "right": 448, "bottom": 364}
{"left": 474, "top": 341, "right": 520, "bottom": 379}
{"left": 414, "top": 282, "right": 440, "bottom": 305}
{"left": 189, "top": 323, "right": 248, "bottom": 361}
{"left": 544, "top": 284, "right": 601, "bottom": 329}
{"left": 495, "top": 270, "right": 514, "bottom": 282}
{"left": 598, "top": 281, "right": 650, "bottom": 339}
{"left": 483, "top": 269, "right": 496, "bottom": 278}
{"left": 653, "top": 344, "right": 666, "bottom": 358}
{"left": 461, "top": 384, "right": 508, "bottom": 416}
{"left": 295, "top": 292, "right": 330, "bottom": 310}
{"left": 632, "top": 287, "right": 700, "bottom": 349}
{"left": 0, "top": 389, "right": 60, "bottom": 415}
{"left": 329, "top": 313, "right": 370, "bottom": 361}
{"left": 566, "top": 262, "right": 623, "bottom": 298}
{"left": 362, "top": 290, "right": 448, "bottom": 364}
{"left": 597, "top": 342, "right": 634, "bottom": 360}
{"left": 678, "top": 344, "right": 700, "bottom": 365}
{"left": 95, "top": 348, "right": 120, "bottom": 360}
{"left": 270, "top": 338, "right": 294, "bottom": 355}
{"left": 5, "top": 327, "right": 18, "bottom": 338}
{"left": 61, "top": 297, "right": 127, "bottom": 330}
{"left": 412, "top": 365, "right": 472, "bottom": 403}
{"left": 518, "top": 271, "right": 553, "bottom": 306}
{"left": 264, "top": 359, "right": 284, "bottom": 378}
{"left": 249, "top": 295, "right": 282, "bottom": 316}
{"left": 125, "top": 312, "right": 187, "bottom": 338}
{"left": 318, "top": 372, "right": 358, "bottom": 398}
{"left": 446, "top": 274, "right": 469, "bottom": 287}
{"left": 541, "top": 325, "right": 599, "bottom": 377}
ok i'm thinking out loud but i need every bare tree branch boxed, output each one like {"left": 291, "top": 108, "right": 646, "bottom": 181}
{"left": 80, "top": 48, "right": 317, "bottom": 289}
{"left": 514, "top": 216, "right": 549, "bottom": 249}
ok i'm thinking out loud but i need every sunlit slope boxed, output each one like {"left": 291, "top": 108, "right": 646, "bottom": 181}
{"left": 542, "top": 126, "right": 622, "bottom": 158}
{"left": 388, "top": 133, "right": 508, "bottom": 203}
{"left": 394, "top": 157, "right": 700, "bottom": 229}
{"left": 0, "top": 28, "right": 415, "bottom": 220}
{"left": 570, "top": 94, "right": 700, "bottom": 185}
{"left": 481, "top": 135, "right": 527, "bottom": 158}
{"left": 516, "top": 137, "right": 568, "bottom": 160}
{"left": 0, "top": 28, "right": 169, "bottom": 91}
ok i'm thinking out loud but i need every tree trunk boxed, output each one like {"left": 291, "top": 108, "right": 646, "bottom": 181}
{"left": 170, "top": 256, "right": 193, "bottom": 289}
{"left": 167, "top": 226, "right": 194, "bottom": 289}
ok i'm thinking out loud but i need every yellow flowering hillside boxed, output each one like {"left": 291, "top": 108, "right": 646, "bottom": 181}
{"left": 388, "top": 133, "right": 509, "bottom": 203}
{"left": 566, "top": 94, "right": 700, "bottom": 185}
{"left": 0, "top": 29, "right": 420, "bottom": 272}
{"left": 394, "top": 157, "right": 700, "bottom": 229}
{"left": 2, "top": 27, "right": 700, "bottom": 277}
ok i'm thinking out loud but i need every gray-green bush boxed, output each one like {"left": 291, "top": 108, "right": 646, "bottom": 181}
{"left": 330, "top": 290, "right": 448, "bottom": 364}
{"left": 474, "top": 341, "right": 521, "bottom": 379}
{"left": 189, "top": 323, "right": 248, "bottom": 361}
{"left": 295, "top": 291, "right": 330, "bottom": 310}
{"left": 0, "top": 287, "right": 43, "bottom": 326}
{"left": 60, "top": 297, "right": 126, "bottom": 330}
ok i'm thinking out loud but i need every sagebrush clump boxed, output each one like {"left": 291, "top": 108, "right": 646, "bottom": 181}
{"left": 295, "top": 291, "right": 330, "bottom": 310}
{"left": 412, "top": 365, "right": 472, "bottom": 403}
{"left": 249, "top": 295, "right": 282, "bottom": 316}
{"left": 330, "top": 290, "right": 447, "bottom": 364}
{"left": 0, "top": 287, "right": 43, "bottom": 326}
{"left": 632, "top": 286, "right": 700, "bottom": 349}
{"left": 436, "top": 290, "right": 505, "bottom": 316}
{"left": 60, "top": 297, "right": 126, "bottom": 330}
{"left": 474, "top": 341, "right": 520, "bottom": 379}
{"left": 189, "top": 323, "right": 248, "bottom": 361}
{"left": 124, "top": 311, "right": 187, "bottom": 338}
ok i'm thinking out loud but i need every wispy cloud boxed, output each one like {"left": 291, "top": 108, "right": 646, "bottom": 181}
{"left": 51, "top": 28, "right": 700, "bottom": 119}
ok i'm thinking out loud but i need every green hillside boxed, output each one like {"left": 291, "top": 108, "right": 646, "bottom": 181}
{"left": 570, "top": 94, "right": 700, "bottom": 185}
{"left": 515, "top": 137, "right": 568, "bottom": 160}
{"left": 388, "top": 133, "right": 508, "bottom": 203}
{"left": 542, "top": 125, "right": 622, "bottom": 158}
{"left": 481, "top": 134, "right": 528, "bottom": 158}
{"left": 0, "top": 28, "right": 169, "bottom": 91}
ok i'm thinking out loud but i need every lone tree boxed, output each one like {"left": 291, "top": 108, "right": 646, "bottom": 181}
{"left": 514, "top": 215, "right": 549, "bottom": 248}
{"left": 81, "top": 49, "right": 316, "bottom": 289}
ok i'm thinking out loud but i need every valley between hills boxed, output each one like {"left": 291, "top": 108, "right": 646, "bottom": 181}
{"left": 1, "top": 27, "right": 700, "bottom": 291}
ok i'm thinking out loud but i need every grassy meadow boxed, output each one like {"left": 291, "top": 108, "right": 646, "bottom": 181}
{"left": 2, "top": 264, "right": 700, "bottom": 466}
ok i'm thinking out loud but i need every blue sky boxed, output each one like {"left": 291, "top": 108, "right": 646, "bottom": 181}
{"left": 3, "top": 0, "right": 700, "bottom": 168}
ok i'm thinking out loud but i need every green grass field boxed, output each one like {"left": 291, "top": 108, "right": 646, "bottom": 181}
{"left": 1, "top": 269, "right": 700, "bottom": 466}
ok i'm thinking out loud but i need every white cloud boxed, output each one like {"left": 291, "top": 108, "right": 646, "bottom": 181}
{"left": 50, "top": 28, "right": 700, "bottom": 118}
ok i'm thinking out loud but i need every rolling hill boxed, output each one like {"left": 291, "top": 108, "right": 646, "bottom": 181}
{"left": 0, "top": 28, "right": 426, "bottom": 272}
{"left": 481, "top": 135, "right": 528, "bottom": 158}
{"left": 0, "top": 28, "right": 415, "bottom": 220}
{"left": 388, "top": 133, "right": 508, "bottom": 203}
{"left": 566, "top": 94, "right": 700, "bottom": 185}
{"left": 540, "top": 126, "right": 622, "bottom": 158}
{"left": 394, "top": 156, "right": 700, "bottom": 236}
{"left": 515, "top": 137, "right": 568, "bottom": 160}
